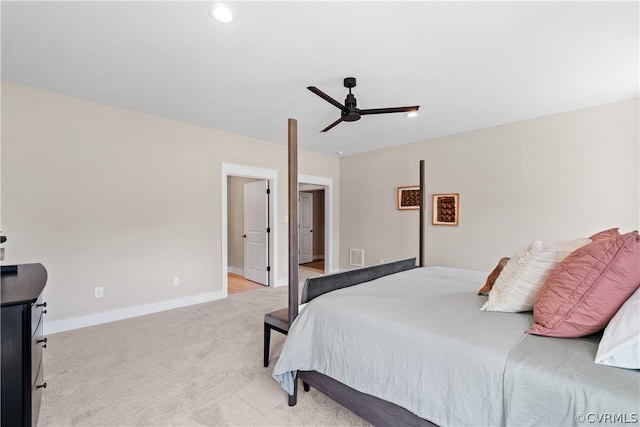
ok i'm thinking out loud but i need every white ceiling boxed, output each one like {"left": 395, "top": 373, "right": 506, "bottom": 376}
{"left": 2, "top": 1, "right": 638, "bottom": 156}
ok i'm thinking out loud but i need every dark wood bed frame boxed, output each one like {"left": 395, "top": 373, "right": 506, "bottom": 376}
{"left": 297, "top": 371, "right": 436, "bottom": 426}
{"left": 282, "top": 119, "right": 432, "bottom": 426}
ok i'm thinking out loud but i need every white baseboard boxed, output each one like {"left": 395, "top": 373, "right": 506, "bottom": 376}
{"left": 228, "top": 266, "right": 244, "bottom": 275}
{"left": 44, "top": 290, "right": 227, "bottom": 334}
{"left": 313, "top": 255, "right": 325, "bottom": 261}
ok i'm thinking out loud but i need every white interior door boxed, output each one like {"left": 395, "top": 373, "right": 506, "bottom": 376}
{"left": 243, "top": 180, "right": 269, "bottom": 285}
{"left": 299, "top": 191, "right": 313, "bottom": 264}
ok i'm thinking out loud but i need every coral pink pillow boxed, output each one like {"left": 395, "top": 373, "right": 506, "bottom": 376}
{"left": 528, "top": 231, "right": 640, "bottom": 338}
{"left": 589, "top": 228, "right": 620, "bottom": 240}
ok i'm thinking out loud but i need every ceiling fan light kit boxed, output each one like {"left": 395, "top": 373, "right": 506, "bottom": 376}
{"left": 307, "top": 77, "right": 419, "bottom": 132}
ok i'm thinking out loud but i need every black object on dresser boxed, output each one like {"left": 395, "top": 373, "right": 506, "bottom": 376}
{"left": 1, "top": 263, "right": 48, "bottom": 427}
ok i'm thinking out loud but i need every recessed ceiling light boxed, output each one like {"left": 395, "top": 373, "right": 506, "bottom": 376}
{"left": 336, "top": 151, "right": 344, "bottom": 156}
{"left": 210, "top": 3, "right": 233, "bottom": 23}
{"left": 406, "top": 111, "right": 418, "bottom": 118}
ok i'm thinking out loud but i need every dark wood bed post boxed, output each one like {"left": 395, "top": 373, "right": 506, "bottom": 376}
{"left": 288, "top": 118, "right": 299, "bottom": 323}
{"left": 419, "top": 160, "right": 425, "bottom": 267}
{"left": 288, "top": 118, "right": 299, "bottom": 406}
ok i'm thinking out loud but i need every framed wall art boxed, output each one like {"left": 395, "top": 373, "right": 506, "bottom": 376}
{"left": 397, "top": 186, "right": 420, "bottom": 210}
{"left": 432, "top": 193, "right": 459, "bottom": 225}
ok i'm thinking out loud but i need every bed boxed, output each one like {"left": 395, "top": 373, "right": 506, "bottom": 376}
{"left": 276, "top": 121, "right": 639, "bottom": 426}
{"left": 272, "top": 262, "right": 640, "bottom": 426}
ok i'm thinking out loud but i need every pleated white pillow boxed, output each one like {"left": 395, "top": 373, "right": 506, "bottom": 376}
{"left": 481, "top": 238, "right": 591, "bottom": 312}
{"left": 596, "top": 287, "right": 640, "bottom": 369}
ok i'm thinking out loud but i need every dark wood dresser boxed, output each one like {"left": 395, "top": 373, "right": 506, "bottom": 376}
{"left": 1, "top": 263, "right": 48, "bottom": 427}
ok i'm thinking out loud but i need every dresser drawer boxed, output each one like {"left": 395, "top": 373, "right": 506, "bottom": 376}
{"left": 30, "top": 296, "right": 46, "bottom": 338}
{"left": 31, "top": 360, "right": 44, "bottom": 427}
{"left": 31, "top": 318, "right": 45, "bottom": 388}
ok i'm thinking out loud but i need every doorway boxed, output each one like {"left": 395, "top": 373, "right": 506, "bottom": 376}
{"left": 226, "top": 177, "right": 271, "bottom": 293}
{"left": 298, "top": 184, "right": 326, "bottom": 276}
{"left": 221, "top": 163, "right": 278, "bottom": 297}
{"left": 243, "top": 179, "right": 270, "bottom": 285}
{"left": 221, "top": 164, "right": 334, "bottom": 296}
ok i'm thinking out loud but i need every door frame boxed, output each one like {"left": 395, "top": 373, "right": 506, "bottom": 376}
{"left": 221, "top": 165, "right": 334, "bottom": 295}
{"left": 221, "top": 163, "right": 278, "bottom": 296}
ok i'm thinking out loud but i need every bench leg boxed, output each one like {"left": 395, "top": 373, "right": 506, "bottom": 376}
{"left": 303, "top": 381, "right": 310, "bottom": 392}
{"left": 263, "top": 323, "right": 271, "bottom": 367}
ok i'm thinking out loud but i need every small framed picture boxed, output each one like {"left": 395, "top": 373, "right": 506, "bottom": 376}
{"left": 432, "top": 193, "right": 459, "bottom": 225}
{"left": 397, "top": 186, "right": 420, "bottom": 210}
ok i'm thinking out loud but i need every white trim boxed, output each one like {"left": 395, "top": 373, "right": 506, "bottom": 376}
{"left": 45, "top": 290, "right": 226, "bottom": 334}
{"left": 299, "top": 173, "right": 334, "bottom": 274}
{"left": 221, "top": 162, "right": 278, "bottom": 295}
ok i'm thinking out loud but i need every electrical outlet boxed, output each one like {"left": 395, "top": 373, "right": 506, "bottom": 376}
{"left": 173, "top": 276, "right": 180, "bottom": 286}
{"left": 94, "top": 287, "right": 104, "bottom": 298}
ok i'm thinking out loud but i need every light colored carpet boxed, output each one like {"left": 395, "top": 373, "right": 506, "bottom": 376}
{"left": 39, "top": 272, "right": 370, "bottom": 426}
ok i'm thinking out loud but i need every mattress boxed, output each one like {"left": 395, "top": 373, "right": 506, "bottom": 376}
{"left": 273, "top": 267, "right": 533, "bottom": 425}
{"left": 272, "top": 266, "right": 640, "bottom": 426}
{"left": 504, "top": 333, "right": 640, "bottom": 426}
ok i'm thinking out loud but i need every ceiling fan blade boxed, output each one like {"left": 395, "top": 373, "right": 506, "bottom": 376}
{"left": 307, "top": 86, "right": 346, "bottom": 111}
{"left": 360, "top": 106, "right": 420, "bottom": 116}
{"left": 320, "top": 117, "right": 344, "bottom": 133}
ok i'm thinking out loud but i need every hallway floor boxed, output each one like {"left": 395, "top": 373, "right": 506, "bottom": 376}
{"left": 228, "top": 259, "right": 325, "bottom": 295}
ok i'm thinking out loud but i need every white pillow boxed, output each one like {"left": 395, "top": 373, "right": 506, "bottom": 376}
{"left": 481, "top": 238, "right": 591, "bottom": 312}
{"left": 595, "top": 287, "right": 640, "bottom": 369}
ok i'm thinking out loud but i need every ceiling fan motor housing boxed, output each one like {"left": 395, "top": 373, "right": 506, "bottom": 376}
{"left": 342, "top": 110, "right": 361, "bottom": 121}
{"left": 343, "top": 93, "right": 360, "bottom": 121}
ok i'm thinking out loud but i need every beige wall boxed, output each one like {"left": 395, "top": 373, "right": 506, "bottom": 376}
{"left": 339, "top": 98, "right": 639, "bottom": 271}
{"left": 4, "top": 81, "right": 637, "bottom": 330}
{"left": 1, "top": 83, "right": 340, "bottom": 328}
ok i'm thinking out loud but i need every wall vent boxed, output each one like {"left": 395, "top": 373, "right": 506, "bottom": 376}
{"left": 349, "top": 248, "right": 365, "bottom": 267}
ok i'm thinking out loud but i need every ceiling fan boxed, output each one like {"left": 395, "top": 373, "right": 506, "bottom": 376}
{"left": 307, "top": 77, "right": 419, "bottom": 132}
